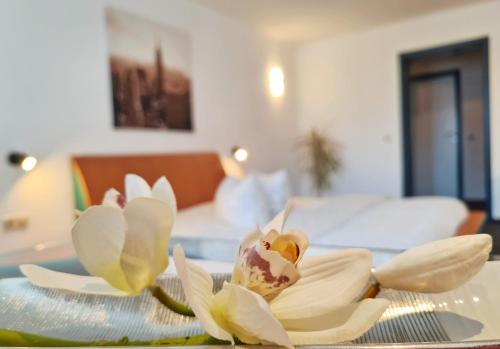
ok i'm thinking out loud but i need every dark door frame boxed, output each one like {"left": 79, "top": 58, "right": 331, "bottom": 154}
{"left": 407, "top": 70, "right": 463, "bottom": 199}
{"left": 400, "top": 37, "right": 492, "bottom": 219}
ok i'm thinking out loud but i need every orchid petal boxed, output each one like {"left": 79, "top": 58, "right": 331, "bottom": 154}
{"left": 152, "top": 176, "right": 177, "bottom": 217}
{"left": 213, "top": 283, "right": 293, "bottom": 349}
{"left": 101, "top": 188, "right": 125, "bottom": 208}
{"left": 281, "top": 302, "right": 360, "bottom": 332}
{"left": 125, "top": 174, "right": 152, "bottom": 201}
{"left": 120, "top": 198, "right": 174, "bottom": 293}
{"left": 286, "top": 298, "right": 390, "bottom": 345}
{"left": 281, "top": 299, "right": 389, "bottom": 332}
{"left": 72, "top": 206, "right": 132, "bottom": 293}
{"left": 264, "top": 199, "right": 295, "bottom": 233}
{"left": 173, "top": 245, "right": 233, "bottom": 343}
{"left": 374, "top": 234, "right": 492, "bottom": 293}
{"left": 239, "top": 227, "right": 263, "bottom": 252}
{"left": 231, "top": 227, "right": 262, "bottom": 285}
{"left": 20, "top": 264, "right": 127, "bottom": 296}
{"left": 271, "top": 249, "right": 372, "bottom": 321}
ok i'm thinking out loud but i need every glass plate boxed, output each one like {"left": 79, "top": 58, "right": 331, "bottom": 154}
{"left": 0, "top": 273, "right": 450, "bottom": 344}
{"left": 3, "top": 271, "right": 500, "bottom": 348}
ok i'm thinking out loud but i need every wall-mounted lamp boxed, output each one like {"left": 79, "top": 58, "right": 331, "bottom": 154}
{"left": 231, "top": 146, "right": 249, "bottom": 163}
{"left": 269, "top": 66, "right": 285, "bottom": 98}
{"left": 8, "top": 152, "right": 38, "bottom": 172}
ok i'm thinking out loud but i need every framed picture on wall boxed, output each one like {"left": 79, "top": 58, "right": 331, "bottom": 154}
{"left": 106, "top": 8, "right": 193, "bottom": 131}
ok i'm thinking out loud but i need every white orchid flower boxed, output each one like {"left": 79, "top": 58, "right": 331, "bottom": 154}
{"left": 21, "top": 174, "right": 176, "bottom": 297}
{"left": 373, "top": 234, "right": 492, "bottom": 293}
{"left": 102, "top": 174, "right": 177, "bottom": 216}
{"left": 173, "top": 203, "right": 390, "bottom": 346}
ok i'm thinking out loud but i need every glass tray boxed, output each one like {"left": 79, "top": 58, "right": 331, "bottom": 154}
{"left": 2, "top": 272, "right": 499, "bottom": 348}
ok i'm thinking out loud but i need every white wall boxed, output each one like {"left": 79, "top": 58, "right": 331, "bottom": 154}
{"left": 296, "top": 1, "right": 500, "bottom": 218}
{"left": 0, "top": 0, "right": 298, "bottom": 252}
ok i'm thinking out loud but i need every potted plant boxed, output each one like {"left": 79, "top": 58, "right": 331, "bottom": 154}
{"left": 300, "top": 129, "right": 342, "bottom": 195}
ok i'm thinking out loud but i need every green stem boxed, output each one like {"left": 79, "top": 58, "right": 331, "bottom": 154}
{"left": 149, "top": 285, "right": 195, "bottom": 317}
{"left": 0, "top": 328, "right": 229, "bottom": 347}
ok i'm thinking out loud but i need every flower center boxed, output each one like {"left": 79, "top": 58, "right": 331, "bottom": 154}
{"left": 269, "top": 237, "right": 300, "bottom": 263}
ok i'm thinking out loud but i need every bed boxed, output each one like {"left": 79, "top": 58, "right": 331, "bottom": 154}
{"left": 0, "top": 152, "right": 480, "bottom": 276}
{"left": 172, "top": 194, "right": 470, "bottom": 251}
{"left": 71, "top": 152, "right": 479, "bottom": 245}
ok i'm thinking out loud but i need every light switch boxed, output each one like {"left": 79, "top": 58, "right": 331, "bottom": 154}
{"left": 382, "top": 134, "right": 393, "bottom": 143}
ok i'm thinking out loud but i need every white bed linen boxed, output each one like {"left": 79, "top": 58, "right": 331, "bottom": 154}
{"left": 284, "top": 195, "right": 385, "bottom": 236}
{"left": 172, "top": 194, "right": 384, "bottom": 240}
{"left": 172, "top": 202, "right": 247, "bottom": 239}
{"left": 311, "top": 196, "right": 468, "bottom": 249}
{"left": 173, "top": 195, "right": 469, "bottom": 251}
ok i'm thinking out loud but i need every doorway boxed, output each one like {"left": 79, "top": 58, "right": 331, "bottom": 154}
{"left": 409, "top": 71, "right": 462, "bottom": 198}
{"left": 401, "top": 38, "right": 491, "bottom": 217}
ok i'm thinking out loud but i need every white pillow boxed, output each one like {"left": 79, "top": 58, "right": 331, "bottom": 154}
{"left": 215, "top": 174, "right": 272, "bottom": 228}
{"left": 254, "top": 170, "right": 291, "bottom": 215}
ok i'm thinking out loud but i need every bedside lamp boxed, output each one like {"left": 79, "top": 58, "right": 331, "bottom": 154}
{"left": 231, "top": 146, "right": 248, "bottom": 163}
{"left": 8, "top": 152, "right": 38, "bottom": 172}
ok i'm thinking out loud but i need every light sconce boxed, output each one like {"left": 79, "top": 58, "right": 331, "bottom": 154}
{"left": 269, "top": 66, "right": 285, "bottom": 98}
{"left": 231, "top": 146, "right": 249, "bottom": 163}
{"left": 8, "top": 152, "right": 38, "bottom": 172}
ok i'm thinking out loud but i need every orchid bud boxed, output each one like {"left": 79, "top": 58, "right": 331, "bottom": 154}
{"left": 374, "top": 234, "right": 492, "bottom": 293}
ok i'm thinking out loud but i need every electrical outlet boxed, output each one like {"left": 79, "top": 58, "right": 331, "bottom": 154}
{"left": 3, "top": 214, "right": 29, "bottom": 232}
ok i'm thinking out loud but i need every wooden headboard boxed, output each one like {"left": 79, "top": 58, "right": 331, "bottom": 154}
{"left": 72, "top": 152, "right": 225, "bottom": 210}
